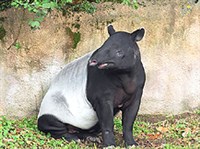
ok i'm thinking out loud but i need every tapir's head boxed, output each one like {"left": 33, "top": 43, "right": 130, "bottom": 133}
{"left": 88, "top": 25, "right": 145, "bottom": 71}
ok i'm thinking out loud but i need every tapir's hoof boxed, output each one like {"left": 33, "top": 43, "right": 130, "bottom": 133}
{"left": 63, "top": 133, "right": 81, "bottom": 143}
{"left": 86, "top": 136, "right": 101, "bottom": 143}
{"left": 103, "top": 145, "right": 116, "bottom": 149}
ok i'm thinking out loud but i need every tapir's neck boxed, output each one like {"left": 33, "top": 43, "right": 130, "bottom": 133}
{"left": 114, "top": 61, "right": 142, "bottom": 95}
{"left": 112, "top": 60, "right": 140, "bottom": 75}
{"left": 105, "top": 70, "right": 134, "bottom": 95}
{"left": 116, "top": 72, "right": 135, "bottom": 95}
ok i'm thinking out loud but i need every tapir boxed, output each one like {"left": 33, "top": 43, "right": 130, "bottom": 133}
{"left": 37, "top": 25, "right": 146, "bottom": 147}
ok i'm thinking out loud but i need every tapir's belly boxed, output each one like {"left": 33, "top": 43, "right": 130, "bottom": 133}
{"left": 38, "top": 90, "right": 98, "bottom": 129}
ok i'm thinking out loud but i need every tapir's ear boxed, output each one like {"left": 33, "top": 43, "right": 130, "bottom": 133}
{"left": 131, "top": 28, "right": 145, "bottom": 41}
{"left": 108, "top": 25, "right": 116, "bottom": 36}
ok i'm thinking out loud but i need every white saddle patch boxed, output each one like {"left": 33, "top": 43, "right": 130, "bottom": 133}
{"left": 38, "top": 52, "right": 98, "bottom": 129}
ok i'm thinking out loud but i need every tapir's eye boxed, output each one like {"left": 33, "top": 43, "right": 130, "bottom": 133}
{"left": 116, "top": 50, "right": 124, "bottom": 57}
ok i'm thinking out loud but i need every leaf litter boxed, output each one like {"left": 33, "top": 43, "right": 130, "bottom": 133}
{"left": 0, "top": 111, "right": 199, "bottom": 148}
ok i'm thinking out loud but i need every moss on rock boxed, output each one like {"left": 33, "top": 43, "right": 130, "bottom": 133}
{"left": 0, "top": 25, "right": 6, "bottom": 40}
{"left": 66, "top": 27, "right": 81, "bottom": 49}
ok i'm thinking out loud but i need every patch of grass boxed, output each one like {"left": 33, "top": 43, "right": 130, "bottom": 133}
{"left": 0, "top": 116, "right": 82, "bottom": 148}
{"left": 114, "top": 117, "right": 122, "bottom": 131}
{"left": 195, "top": 109, "right": 200, "bottom": 115}
{"left": 0, "top": 112, "right": 199, "bottom": 148}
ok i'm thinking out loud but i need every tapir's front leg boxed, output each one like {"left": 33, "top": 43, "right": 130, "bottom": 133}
{"left": 122, "top": 88, "right": 143, "bottom": 146}
{"left": 95, "top": 96, "right": 115, "bottom": 147}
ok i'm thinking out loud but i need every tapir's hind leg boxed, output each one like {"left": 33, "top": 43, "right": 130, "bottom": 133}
{"left": 37, "top": 114, "right": 79, "bottom": 141}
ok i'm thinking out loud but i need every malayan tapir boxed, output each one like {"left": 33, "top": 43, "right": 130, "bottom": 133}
{"left": 37, "top": 25, "right": 146, "bottom": 147}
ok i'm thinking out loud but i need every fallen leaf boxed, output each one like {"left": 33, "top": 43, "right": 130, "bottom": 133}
{"left": 182, "top": 127, "right": 191, "bottom": 137}
{"left": 147, "top": 132, "right": 162, "bottom": 140}
{"left": 3, "top": 138, "right": 14, "bottom": 142}
{"left": 156, "top": 126, "right": 169, "bottom": 133}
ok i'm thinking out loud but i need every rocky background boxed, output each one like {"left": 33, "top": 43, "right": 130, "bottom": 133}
{"left": 0, "top": 0, "right": 199, "bottom": 118}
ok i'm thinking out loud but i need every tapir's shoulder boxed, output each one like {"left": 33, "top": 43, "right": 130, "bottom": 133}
{"left": 51, "top": 51, "right": 94, "bottom": 85}
{"left": 135, "top": 61, "right": 146, "bottom": 88}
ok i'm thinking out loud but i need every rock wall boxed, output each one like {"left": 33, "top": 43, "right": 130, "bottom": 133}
{"left": 0, "top": 0, "right": 200, "bottom": 117}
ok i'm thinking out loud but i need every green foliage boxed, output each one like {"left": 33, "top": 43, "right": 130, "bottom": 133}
{"left": 114, "top": 117, "right": 122, "bottom": 131}
{"left": 72, "top": 0, "right": 96, "bottom": 14}
{"left": 0, "top": 116, "right": 83, "bottom": 148}
{"left": 122, "top": 0, "right": 138, "bottom": 9}
{"left": 195, "top": 109, "right": 200, "bottom": 115}
{"left": 0, "top": 112, "right": 199, "bottom": 148}
{"left": 14, "top": 42, "right": 21, "bottom": 49}
{"left": 10, "top": 0, "right": 96, "bottom": 29}
{"left": 0, "top": 0, "right": 139, "bottom": 29}
{"left": 11, "top": 0, "right": 61, "bottom": 29}
{"left": 28, "top": 20, "right": 41, "bottom": 30}
{"left": 73, "top": 32, "right": 81, "bottom": 49}
{"left": 0, "top": 0, "right": 12, "bottom": 11}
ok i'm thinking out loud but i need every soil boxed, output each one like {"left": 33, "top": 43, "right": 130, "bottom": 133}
{"left": 80, "top": 112, "right": 200, "bottom": 148}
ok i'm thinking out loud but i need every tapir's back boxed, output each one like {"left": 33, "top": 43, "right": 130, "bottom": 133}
{"left": 38, "top": 52, "right": 98, "bottom": 129}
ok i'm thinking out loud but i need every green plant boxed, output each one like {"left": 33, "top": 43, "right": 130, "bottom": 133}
{"left": 114, "top": 118, "right": 122, "bottom": 131}
{"left": 73, "top": 32, "right": 81, "bottom": 49}
{"left": 0, "top": 0, "right": 12, "bottom": 11}
{"left": 195, "top": 109, "right": 200, "bottom": 115}
{"left": 28, "top": 16, "right": 45, "bottom": 29}
{"left": 66, "top": 27, "right": 81, "bottom": 49}
{"left": 14, "top": 42, "right": 21, "bottom": 49}
{"left": 3, "top": 0, "right": 139, "bottom": 29}
{"left": 71, "top": 0, "right": 96, "bottom": 14}
{"left": 11, "top": 0, "right": 72, "bottom": 29}
{"left": 122, "top": 0, "right": 138, "bottom": 9}
{"left": 1, "top": 112, "right": 200, "bottom": 148}
{"left": 10, "top": 0, "right": 96, "bottom": 29}
{"left": 80, "top": 0, "right": 96, "bottom": 13}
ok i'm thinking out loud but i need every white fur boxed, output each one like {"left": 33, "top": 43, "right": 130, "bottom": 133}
{"left": 38, "top": 52, "right": 98, "bottom": 129}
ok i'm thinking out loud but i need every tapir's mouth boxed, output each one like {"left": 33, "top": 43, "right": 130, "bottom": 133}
{"left": 98, "top": 63, "right": 108, "bottom": 69}
{"left": 97, "top": 62, "right": 114, "bottom": 69}
{"left": 89, "top": 59, "right": 114, "bottom": 69}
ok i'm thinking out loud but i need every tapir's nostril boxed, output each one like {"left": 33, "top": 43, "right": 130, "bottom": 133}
{"left": 89, "top": 59, "right": 98, "bottom": 66}
{"left": 92, "top": 60, "right": 97, "bottom": 63}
